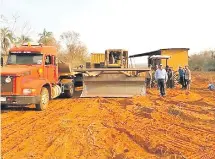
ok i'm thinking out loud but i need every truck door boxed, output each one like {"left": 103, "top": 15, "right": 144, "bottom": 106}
{"left": 44, "top": 55, "right": 56, "bottom": 83}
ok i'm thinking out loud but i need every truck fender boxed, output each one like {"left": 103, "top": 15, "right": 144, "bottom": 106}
{"left": 22, "top": 79, "right": 51, "bottom": 98}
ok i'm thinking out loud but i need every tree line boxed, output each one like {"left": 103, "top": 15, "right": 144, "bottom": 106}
{"left": 1, "top": 15, "right": 215, "bottom": 70}
{"left": 189, "top": 50, "right": 215, "bottom": 71}
{"left": 0, "top": 14, "right": 89, "bottom": 67}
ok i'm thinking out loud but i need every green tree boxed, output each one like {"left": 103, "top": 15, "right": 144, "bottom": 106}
{"left": 16, "top": 34, "right": 32, "bottom": 45}
{"left": 0, "top": 27, "right": 15, "bottom": 55}
{"left": 38, "top": 28, "right": 55, "bottom": 45}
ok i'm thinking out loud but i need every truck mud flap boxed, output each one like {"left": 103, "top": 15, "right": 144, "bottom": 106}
{"left": 80, "top": 72, "right": 146, "bottom": 97}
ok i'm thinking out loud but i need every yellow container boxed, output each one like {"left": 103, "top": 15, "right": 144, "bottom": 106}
{"left": 161, "top": 49, "right": 189, "bottom": 71}
{"left": 91, "top": 53, "right": 105, "bottom": 64}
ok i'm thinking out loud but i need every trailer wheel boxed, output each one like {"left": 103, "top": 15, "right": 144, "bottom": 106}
{"left": 64, "top": 84, "right": 74, "bottom": 98}
{"left": 36, "top": 87, "right": 49, "bottom": 111}
{"left": 1, "top": 104, "right": 8, "bottom": 109}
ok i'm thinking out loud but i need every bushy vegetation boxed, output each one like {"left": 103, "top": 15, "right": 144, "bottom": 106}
{"left": 0, "top": 14, "right": 89, "bottom": 68}
{"left": 189, "top": 50, "right": 215, "bottom": 71}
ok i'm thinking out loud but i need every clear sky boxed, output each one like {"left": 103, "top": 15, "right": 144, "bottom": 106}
{"left": 1, "top": 0, "right": 215, "bottom": 57}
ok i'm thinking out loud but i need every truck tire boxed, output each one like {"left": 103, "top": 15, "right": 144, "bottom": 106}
{"left": 36, "top": 87, "right": 49, "bottom": 111}
{"left": 64, "top": 84, "right": 74, "bottom": 98}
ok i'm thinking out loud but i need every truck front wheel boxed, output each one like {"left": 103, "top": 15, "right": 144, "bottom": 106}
{"left": 36, "top": 87, "right": 49, "bottom": 111}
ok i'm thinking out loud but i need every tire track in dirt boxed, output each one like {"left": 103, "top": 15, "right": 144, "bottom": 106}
{"left": 128, "top": 93, "right": 215, "bottom": 158}
{"left": 1, "top": 99, "right": 76, "bottom": 157}
{"left": 1, "top": 100, "right": 64, "bottom": 141}
{"left": 97, "top": 98, "right": 197, "bottom": 158}
{"left": 2, "top": 98, "right": 110, "bottom": 158}
{"left": 1, "top": 72, "right": 215, "bottom": 159}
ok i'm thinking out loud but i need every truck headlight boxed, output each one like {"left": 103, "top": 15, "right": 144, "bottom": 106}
{"left": 23, "top": 89, "right": 36, "bottom": 95}
{"left": 5, "top": 77, "right": 12, "bottom": 83}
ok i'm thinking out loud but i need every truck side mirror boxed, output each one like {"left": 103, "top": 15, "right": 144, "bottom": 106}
{"left": 1, "top": 57, "right": 3, "bottom": 67}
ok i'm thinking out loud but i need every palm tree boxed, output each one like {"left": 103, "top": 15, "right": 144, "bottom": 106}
{"left": 38, "top": 28, "right": 55, "bottom": 45}
{"left": 16, "top": 35, "right": 32, "bottom": 45}
{"left": 0, "top": 27, "right": 15, "bottom": 55}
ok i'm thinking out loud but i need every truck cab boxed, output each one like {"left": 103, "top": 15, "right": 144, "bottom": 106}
{"left": 1, "top": 42, "right": 74, "bottom": 111}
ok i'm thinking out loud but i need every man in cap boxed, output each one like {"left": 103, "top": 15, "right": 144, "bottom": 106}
{"left": 155, "top": 64, "right": 168, "bottom": 96}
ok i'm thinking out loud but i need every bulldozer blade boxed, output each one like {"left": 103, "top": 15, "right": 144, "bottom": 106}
{"left": 58, "top": 62, "right": 71, "bottom": 74}
{"left": 80, "top": 71, "right": 146, "bottom": 97}
{"left": 58, "top": 62, "right": 79, "bottom": 76}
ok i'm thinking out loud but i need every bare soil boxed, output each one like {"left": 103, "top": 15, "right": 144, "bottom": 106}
{"left": 1, "top": 72, "right": 215, "bottom": 159}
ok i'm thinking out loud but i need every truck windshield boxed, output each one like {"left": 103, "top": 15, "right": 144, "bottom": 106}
{"left": 7, "top": 53, "right": 43, "bottom": 65}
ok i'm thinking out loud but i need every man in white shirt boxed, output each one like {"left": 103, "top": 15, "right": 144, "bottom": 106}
{"left": 155, "top": 64, "right": 168, "bottom": 96}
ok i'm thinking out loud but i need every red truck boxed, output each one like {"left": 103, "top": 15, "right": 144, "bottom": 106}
{"left": 1, "top": 42, "right": 75, "bottom": 111}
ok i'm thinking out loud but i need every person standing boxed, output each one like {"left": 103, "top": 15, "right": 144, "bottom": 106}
{"left": 146, "top": 66, "right": 152, "bottom": 88}
{"left": 155, "top": 65, "right": 159, "bottom": 89}
{"left": 167, "top": 67, "right": 174, "bottom": 88}
{"left": 184, "top": 65, "right": 191, "bottom": 90}
{"left": 166, "top": 65, "right": 169, "bottom": 71}
{"left": 155, "top": 64, "right": 168, "bottom": 96}
{"left": 155, "top": 65, "right": 158, "bottom": 70}
{"left": 170, "top": 67, "right": 175, "bottom": 88}
{"left": 178, "top": 66, "right": 185, "bottom": 89}
{"left": 151, "top": 65, "right": 158, "bottom": 88}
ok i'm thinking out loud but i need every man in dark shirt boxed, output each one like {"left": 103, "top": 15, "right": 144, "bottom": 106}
{"left": 178, "top": 66, "right": 185, "bottom": 89}
{"left": 167, "top": 68, "right": 174, "bottom": 88}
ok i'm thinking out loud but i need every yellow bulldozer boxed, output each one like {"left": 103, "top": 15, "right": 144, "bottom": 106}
{"left": 59, "top": 49, "right": 150, "bottom": 97}
{"left": 86, "top": 49, "right": 128, "bottom": 68}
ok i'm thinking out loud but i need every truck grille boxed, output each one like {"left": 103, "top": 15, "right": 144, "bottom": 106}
{"left": 1, "top": 76, "right": 14, "bottom": 92}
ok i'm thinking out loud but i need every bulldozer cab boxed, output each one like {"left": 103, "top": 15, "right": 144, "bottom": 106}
{"left": 149, "top": 55, "right": 170, "bottom": 69}
{"left": 105, "top": 49, "right": 128, "bottom": 68}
